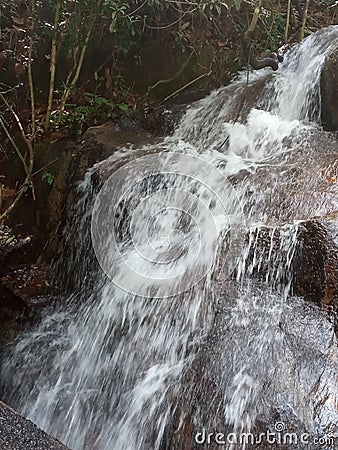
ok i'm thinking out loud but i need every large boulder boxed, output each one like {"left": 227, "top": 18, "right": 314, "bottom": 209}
{"left": 321, "top": 45, "right": 338, "bottom": 132}
{"left": 163, "top": 284, "right": 338, "bottom": 450}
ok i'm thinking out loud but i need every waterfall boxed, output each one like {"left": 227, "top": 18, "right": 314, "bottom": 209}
{"left": 1, "top": 27, "right": 338, "bottom": 450}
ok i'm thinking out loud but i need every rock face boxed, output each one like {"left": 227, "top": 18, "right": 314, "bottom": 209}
{"left": 0, "top": 225, "right": 53, "bottom": 341}
{"left": 293, "top": 220, "right": 338, "bottom": 310}
{"left": 237, "top": 129, "right": 338, "bottom": 312}
{"left": 0, "top": 283, "right": 25, "bottom": 324}
{"left": 164, "top": 287, "right": 338, "bottom": 450}
{"left": 0, "top": 117, "right": 162, "bottom": 332}
{"left": 159, "top": 125, "right": 338, "bottom": 449}
{"left": 321, "top": 45, "right": 338, "bottom": 132}
{"left": 0, "top": 401, "right": 69, "bottom": 450}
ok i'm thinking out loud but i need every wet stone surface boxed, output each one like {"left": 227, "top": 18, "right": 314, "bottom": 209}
{"left": 0, "top": 401, "right": 69, "bottom": 450}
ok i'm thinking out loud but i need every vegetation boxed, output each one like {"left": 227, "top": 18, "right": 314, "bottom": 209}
{"left": 0, "top": 0, "right": 336, "bottom": 220}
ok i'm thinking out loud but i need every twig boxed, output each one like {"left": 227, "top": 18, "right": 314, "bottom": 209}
{"left": 45, "top": 1, "right": 61, "bottom": 131}
{"left": 299, "top": 0, "right": 310, "bottom": 41}
{"left": 145, "top": 10, "right": 196, "bottom": 30}
{"left": 32, "top": 158, "right": 59, "bottom": 177}
{"left": 0, "top": 92, "right": 30, "bottom": 146}
{"left": 0, "top": 117, "right": 29, "bottom": 174}
{"left": 60, "top": 0, "right": 103, "bottom": 111}
{"left": 0, "top": 186, "right": 26, "bottom": 221}
{"left": 160, "top": 69, "right": 212, "bottom": 104}
{"left": 285, "top": 0, "right": 291, "bottom": 42}
{"left": 146, "top": 50, "right": 194, "bottom": 97}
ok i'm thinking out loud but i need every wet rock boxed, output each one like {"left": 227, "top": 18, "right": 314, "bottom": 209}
{"left": 134, "top": 105, "right": 187, "bottom": 135}
{"left": 0, "top": 226, "right": 38, "bottom": 275}
{"left": 0, "top": 283, "right": 25, "bottom": 324}
{"left": 229, "top": 76, "right": 268, "bottom": 123}
{"left": 0, "top": 401, "right": 69, "bottom": 450}
{"left": 293, "top": 220, "right": 338, "bottom": 310}
{"left": 162, "top": 284, "right": 338, "bottom": 450}
{"left": 237, "top": 220, "right": 338, "bottom": 314}
{"left": 44, "top": 123, "right": 159, "bottom": 261}
{"left": 1, "top": 263, "right": 52, "bottom": 306}
{"left": 225, "top": 128, "right": 338, "bottom": 315}
{"left": 0, "top": 262, "right": 53, "bottom": 344}
{"left": 0, "top": 225, "right": 53, "bottom": 334}
{"left": 321, "top": 45, "right": 338, "bottom": 131}
{"left": 79, "top": 122, "right": 158, "bottom": 164}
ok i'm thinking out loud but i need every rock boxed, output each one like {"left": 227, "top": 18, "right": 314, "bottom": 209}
{"left": 1, "top": 263, "right": 52, "bottom": 307}
{"left": 43, "top": 122, "right": 159, "bottom": 261}
{"left": 133, "top": 105, "right": 187, "bottom": 136}
{"left": 0, "top": 224, "right": 53, "bottom": 337}
{"left": 0, "top": 262, "right": 53, "bottom": 345}
{"left": 293, "top": 220, "right": 338, "bottom": 310}
{"left": 224, "top": 128, "right": 338, "bottom": 316}
{"left": 162, "top": 284, "right": 338, "bottom": 450}
{"left": 0, "top": 283, "right": 25, "bottom": 324}
{"left": 235, "top": 219, "right": 338, "bottom": 315}
{"left": 79, "top": 122, "right": 158, "bottom": 163}
{"left": 0, "top": 226, "right": 38, "bottom": 275}
{"left": 321, "top": 45, "right": 338, "bottom": 131}
{"left": 0, "top": 401, "right": 69, "bottom": 450}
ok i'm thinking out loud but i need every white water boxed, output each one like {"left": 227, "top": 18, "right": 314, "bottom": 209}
{"left": 2, "top": 27, "right": 338, "bottom": 449}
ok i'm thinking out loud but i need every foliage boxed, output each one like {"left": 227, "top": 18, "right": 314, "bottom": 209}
{"left": 42, "top": 171, "right": 55, "bottom": 185}
{"left": 50, "top": 95, "right": 128, "bottom": 138}
{"left": 105, "top": 0, "right": 243, "bottom": 40}
{"left": 0, "top": 0, "right": 336, "bottom": 221}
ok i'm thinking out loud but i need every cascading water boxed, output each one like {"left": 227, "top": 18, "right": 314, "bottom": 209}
{"left": 1, "top": 27, "right": 338, "bottom": 450}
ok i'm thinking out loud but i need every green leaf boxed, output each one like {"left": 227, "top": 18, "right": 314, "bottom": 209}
{"left": 118, "top": 103, "right": 128, "bottom": 111}
{"left": 5, "top": 235, "right": 15, "bottom": 244}
{"left": 42, "top": 171, "right": 55, "bottom": 185}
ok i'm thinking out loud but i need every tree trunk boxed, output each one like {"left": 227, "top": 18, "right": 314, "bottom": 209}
{"left": 299, "top": 0, "right": 310, "bottom": 41}
{"left": 45, "top": 2, "right": 61, "bottom": 132}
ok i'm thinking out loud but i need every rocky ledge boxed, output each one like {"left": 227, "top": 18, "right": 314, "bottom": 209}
{"left": 0, "top": 401, "right": 69, "bottom": 450}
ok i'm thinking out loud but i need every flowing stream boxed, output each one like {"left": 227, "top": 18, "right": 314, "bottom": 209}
{"left": 2, "top": 27, "right": 338, "bottom": 450}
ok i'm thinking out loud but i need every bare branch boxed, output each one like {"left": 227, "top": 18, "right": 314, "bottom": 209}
{"left": 299, "top": 0, "right": 310, "bottom": 41}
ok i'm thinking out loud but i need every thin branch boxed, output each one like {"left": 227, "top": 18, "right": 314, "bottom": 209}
{"left": 246, "top": 0, "right": 262, "bottom": 37}
{"left": 146, "top": 49, "right": 194, "bottom": 97}
{"left": 45, "top": 1, "right": 61, "bottom": 131}
{"left": 243, "top": 0, "right": 279, "bottom": 71}
{"left": 28, "top": 0, "right": 36, "bottom": 141}
{"left": 129, "top": 0, "right": 148, "bottom": 15}
{"left": 0, "top": 186, "right": 26, "bottom": 221}
{"left": 32, "top": 158, "right": 58, "bottom": 177}
{"left": 160, "top": 69, "right": 212, "bottom": 104}
{"left": 78, "top": 53, "right": 114, "bottom": 90}
{"left": 299, "top": 0, "right": 310, "bottom": 41}
{"left": 145, "top": 9, "right": 197, "bottom": 30}
{"left": 27, "top": 36, "right": 36, "bottom": 200}
{"left": 0, "top": 92, "right": 29, "bottom": 145}
{"left": 0, "top": 0, "right": 36, "bottom": 218}
{"left": 0, "top": 117, "right": 29, "bottom": 174}
{"left": 285, "top": 0, "right": 291, "bottom": 42}
{"left": 60, "top": 1, "right": 102, "bottom": 111}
